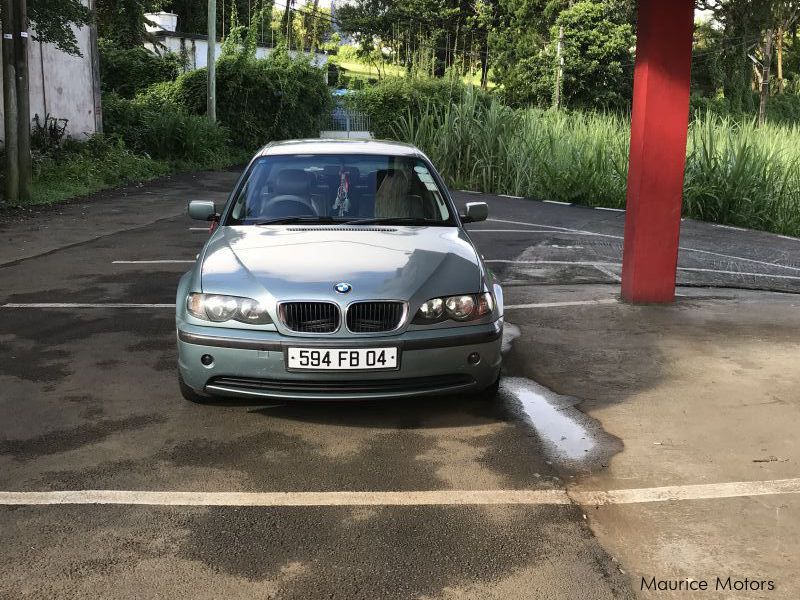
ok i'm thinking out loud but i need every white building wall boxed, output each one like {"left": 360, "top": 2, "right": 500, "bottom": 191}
{"left": 145, "top": 35, "right": 328, "bottom": 71}
{"left": 0, "top": 9, "right": 99, "bottom": 143}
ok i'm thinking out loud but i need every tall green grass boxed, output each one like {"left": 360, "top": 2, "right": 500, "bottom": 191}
{"left": 392, "top": 89, "right": 800, "bottom": 237}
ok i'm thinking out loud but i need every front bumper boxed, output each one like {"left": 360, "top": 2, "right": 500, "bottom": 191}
{"left": 177, "top": 319, "right": 503, "bottom": 400}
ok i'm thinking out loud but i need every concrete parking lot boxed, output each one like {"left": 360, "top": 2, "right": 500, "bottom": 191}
{"left": 1, "top": 170, "right": 799, "bottom": 599}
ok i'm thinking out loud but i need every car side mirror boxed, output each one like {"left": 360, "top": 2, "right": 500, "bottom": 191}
{"left": 461, "top": 202, "right": 488, "bottom": 223}
{"left": 188, "top": 200, "right": 218, "bottom": 222}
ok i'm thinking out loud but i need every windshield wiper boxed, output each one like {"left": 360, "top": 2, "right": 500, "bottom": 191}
{"left": 345, "top": 217, "right": 442, "bottom": 226}
{"left": 254, "top": 216, "right": 338, "bottom": 226}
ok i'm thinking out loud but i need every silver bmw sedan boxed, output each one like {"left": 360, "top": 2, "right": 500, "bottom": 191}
{"left": 176, "top": 139, "right": 503, "bottom": 402}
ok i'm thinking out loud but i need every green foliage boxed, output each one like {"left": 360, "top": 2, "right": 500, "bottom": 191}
{"left": 690, "top": 90, "right": 800, "bottom": 127}
{"left": 98, "top": 39, "right": 182, "bottom": 98}
{"left": 691, "top": 21, "right": 726, "bottom": 97}
{"left": 335, "top": 0, "right": 491, "bottom": 79}
{"left": 336, "top": 44, "right": 360, "bottom": 62}
{"left": 553, "top": 2, "right": 634, "bottom": 109}
{"left": 491, "top": 0, "right": 563, "bottom": 103}
{"left": 28, "top": 135, "right": 170, "bottom": 206}
{"left": 159, "top": 50, "right": 332, "bottom": 149}
{"left": 346, "top": 75, "right": 474, "bottom": 138}
{"left": 684, "top": 112, "right": 800, "bottom": 235}
{"left": 392, "top": 91, "right": 800, "bottom": 237}
{"left": 27, "top": 0, "right": 92, "bottom": 55}
{"left": 95, "top": 0, "right": 160, "bottom": 47}
{"left": 102, "top": 93, "right": 233, "bottom": 166}
{"left": 497, "top": 0, "right": 635, "bottom": 109}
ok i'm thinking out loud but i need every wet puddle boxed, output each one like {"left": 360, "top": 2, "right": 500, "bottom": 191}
{"left": 500, "top": 321, "right": 621, "bottom": 471}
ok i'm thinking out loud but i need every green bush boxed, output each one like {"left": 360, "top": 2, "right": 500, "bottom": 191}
{"left": 156, "top": 50, "right": 332, "bottom": 149}
{"left": 29, "top": 135, "right": 170, "bottom": 206}
{"left": 346, "top": 75, "right": 475, "bottom": 138}
{"left": 102, "top": 92, "right": 233, "bottom": 166}
{"left": 98, "top": 38, "right": 182, "bottom": 98}
{"left": 689, "top": 91, "right": 800, "bottom": 127}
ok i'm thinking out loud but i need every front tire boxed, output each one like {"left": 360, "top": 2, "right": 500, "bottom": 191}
{"left": 179, "top": 373, "right": 210, "bottom": 404}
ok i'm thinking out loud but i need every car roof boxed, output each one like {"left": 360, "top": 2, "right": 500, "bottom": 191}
{"left": 257, "top": 139, "right": 424, "bottom": 158}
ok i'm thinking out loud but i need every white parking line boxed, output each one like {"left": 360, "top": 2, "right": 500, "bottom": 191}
{"left": 593, "top": 265, "right": 622, "bottom": 282}
{"left": 486, "top": 259, "right": 620, "bottom": 266}
{"left": 460, "top": 190, "right": 481, "bottom": 194}
{"left": 487, "top": 218, "right": 800, "bottom": 274}
{"left": 113, "top": 260, "right": 195, "bottom": 264}
{"left": 3, "top": 478, "right": 799, "bottom": 507}
{"left": 498, "top": 194, "right": 523, "bottom": 199}
{"left": 543, "top": 200, "right": 572, "bottom": 206}
{"left": 468, "top": 229, "right": 561, "bottom": 234}
{"left": 679, "top": 267, "right": 800, "bottom": 281}
{"left": 1, "top": 303, "right": 176, "bottom": 308}
{"left": 505, "top": 299, "right": 618, "bottom": 310}
{"left": 713, "top": 223, "right": 747, "bottom": 232}
{"left": 0, "top": 489, "right": 572, "bottom": 507}
{"left": 594, "top": 206, "right": 625, "bottom": 212}
{"left": 571, "top": 478, "right": 800, "bottom": 506}
{"left": 489, "top": 218, "right": 622, "bottom": 238}
{"left": 487, "top": 258, "right": 800, "bottom": 281}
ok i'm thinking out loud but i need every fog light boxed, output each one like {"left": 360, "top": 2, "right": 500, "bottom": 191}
{"left": 201, "top": 354, "right": 214, "bottom": 366}
{"left": 467, "top": 352, "right": 481, "bottom": 365}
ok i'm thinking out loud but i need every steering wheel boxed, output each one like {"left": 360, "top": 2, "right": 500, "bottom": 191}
{"left": 260, "top": 195, "right": 318, "bottom": 218}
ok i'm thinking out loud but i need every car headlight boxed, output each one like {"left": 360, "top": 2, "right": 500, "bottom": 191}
{"left": 186, "top": 293, "right": 272, "bottom": 324}
{"left": 414, "top": 293, "right": 493, "bottom": 324}
{"left": 417, "top": 297, "right": 444, "bottom": 321}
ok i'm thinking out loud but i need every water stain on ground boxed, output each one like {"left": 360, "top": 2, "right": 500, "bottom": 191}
{"left": 500, "top": 377, "right": 621, "bottom": 473}
{"left": 500, "top": 321, "right": 622, "bottom": 474}
{"left": 0, "top": 414, "right": 166, "bottom": 461}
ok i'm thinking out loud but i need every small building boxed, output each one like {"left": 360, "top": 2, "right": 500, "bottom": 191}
{"left": 143, "top": 12, "right": 328, "bottom": 72}
{"left": 0, "top": 1, "right": 101, "bottom": 142}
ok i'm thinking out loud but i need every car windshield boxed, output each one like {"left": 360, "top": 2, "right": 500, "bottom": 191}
{"left": 225, "top": 154, "right": 454, "bottom": 225}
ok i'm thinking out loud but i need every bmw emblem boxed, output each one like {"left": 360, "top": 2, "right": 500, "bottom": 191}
{"left": 334, "top": 282, "right": 352, "bottom": 294}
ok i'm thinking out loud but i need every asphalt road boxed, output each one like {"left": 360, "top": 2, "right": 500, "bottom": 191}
{"left": 1, "top": 170, "right": 799, "bottom": 599}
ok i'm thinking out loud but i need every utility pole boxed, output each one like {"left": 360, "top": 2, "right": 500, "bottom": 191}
{"left": 207, "top": 0, "right": 216, "bottom": 123}
{"left": 758, "top": 29, "right": 773, "bottom": 128}
{"left": 2, "top": 0, "right": 19, "bottom": 204}
{"left": 777, "top": 26, "right": 784, "bottom": 93}
{"left": 14, "top": 0, "right": 30, "bottom": 202}
{"left": 553, "top": 25, "right": 564, "bottom": 110}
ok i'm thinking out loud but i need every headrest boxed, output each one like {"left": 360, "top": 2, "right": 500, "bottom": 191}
{"left": 376, "top": 169, "right": 408, "bottom": 189}
{"left": 275, "top": 169, "right": 311, "bottom": 196}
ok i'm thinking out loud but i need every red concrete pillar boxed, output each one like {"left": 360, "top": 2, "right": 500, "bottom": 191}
{"left": 621, "top": 0, "right": 695, "bottom": 303}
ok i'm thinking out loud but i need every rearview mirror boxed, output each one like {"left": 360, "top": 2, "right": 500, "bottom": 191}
{"left": 188, "top": 200, "right": 218, "bottom": 221}
{"left": 461, "top": 202, "right": 488, "bottom": 223}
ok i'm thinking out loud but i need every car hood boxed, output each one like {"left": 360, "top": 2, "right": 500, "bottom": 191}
{"left": 200, "top": 225, "right": 484, "bottom": 303}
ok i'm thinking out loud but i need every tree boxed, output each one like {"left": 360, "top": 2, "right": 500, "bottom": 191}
{"left": 95, "top": 0, "right": 165, "bottom": 47}
{"left": 493, "top": 0, "right": 634, "bottom": 109}
{"left": 696, "top": 0, "right": 773, "bottom": 112}
{"left": 334, "top": 0, "right": 490, "bottom": 78}
{"left": 554, "top": 1, "right": 634, "bottom": 109}
{"left": 26, "top": 0, "right": 93, "bottom": 55}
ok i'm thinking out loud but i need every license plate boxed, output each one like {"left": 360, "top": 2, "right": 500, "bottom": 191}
{"left": 286, "top": 347, "right": 399, "bottom": 370}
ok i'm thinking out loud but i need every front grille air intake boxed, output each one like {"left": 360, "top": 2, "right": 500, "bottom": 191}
{"left": 346, "top": 302, "right": 405, "bottom": 333}
{"left": 280, "top": 302, "right": 340, "bottom": 333}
